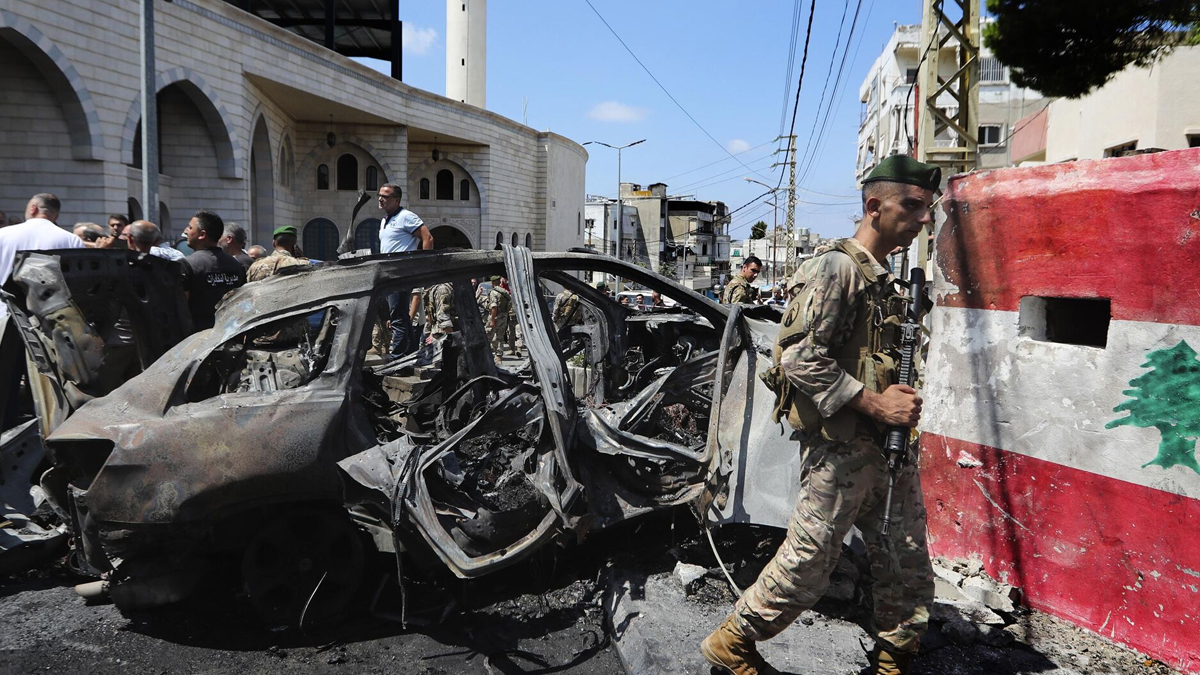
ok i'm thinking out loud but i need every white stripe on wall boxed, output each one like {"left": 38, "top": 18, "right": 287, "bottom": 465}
{"left": 922, "top": 306, "right": 1200, "bottom": 499}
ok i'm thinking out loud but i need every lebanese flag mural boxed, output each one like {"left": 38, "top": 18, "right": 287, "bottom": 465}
{"left": 920, "top": 148, "right": 1200, "bottom": 673}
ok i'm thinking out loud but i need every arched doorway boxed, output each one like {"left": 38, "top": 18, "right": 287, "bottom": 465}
{"left": 249, "top": 115, "right": 274, "bottom": 245}
{"left": 431, "top": 225, "right": 472, "bottom": 250}
{"left": 355, "top": 218, "right": 381, "bottom": 254}
{"left": 0, "top": 24, "right": 103, "bottom": 224}
{"left": 127, "top": 197, "right": 143, "bottom": 222}
{"left": 302, "top": 218, "right": 339, "bottom": 261}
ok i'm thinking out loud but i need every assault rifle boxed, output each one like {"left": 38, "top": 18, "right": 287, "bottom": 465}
{"left": 880, "top": 267, "right": 925, "bottom": 536}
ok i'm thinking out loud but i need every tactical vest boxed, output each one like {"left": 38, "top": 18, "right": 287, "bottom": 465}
{"left": 423, "top": 283, "right": 455, "bottom": 328}
{"left": 760, "top": 239, "right": 908, "bottom": 442}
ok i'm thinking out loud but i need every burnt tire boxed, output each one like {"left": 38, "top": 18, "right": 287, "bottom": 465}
{"left": 241, "top": 506, "right": 365, "bottom": 627}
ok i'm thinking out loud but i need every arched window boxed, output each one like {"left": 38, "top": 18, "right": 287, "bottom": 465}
{"left": 366, "top": 166, "right": 379, "bottom": 191}
{"left": 436, "top": 169, "right": 454, "bottom": 200}
{"left": 303, "top": 218, "right": 340, "bottom": 260}
{"left": 525, "top": 233, "right": 532, "bottom": 249}
{"left": 127, "top": 197, "right": 143, "bottom": 222}
{"left": 459, "top": 179, "right": 470, "bottom": 200}
{"left": 355, "top": 218, "right": 382, "bottom": 254}
{"left": 419, "top": 177, "right": 430, "bottom": 200}
{"left": 336, "top": 154, "right": 358, "bottom": 190}
{"left": 495, "top": 231, "right": 504, "bottom": 250}
{"left": 278, "top": 145, "right": 288, "bottom": 186}
{"left": 511, "top": 232, "right": 519, "bottom": 247}
{"left": 317, "top": 164, "right": 329, "bottom": 190}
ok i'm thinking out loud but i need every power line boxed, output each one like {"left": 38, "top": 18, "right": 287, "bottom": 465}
{"left": 778, "top": 0, "right": 805, "bottom": 139}
{"left": 581, "top": 0, "right": 772, "bottom": 182}
{"left": 659, "top": 139, "right": 776, "bottom": 183}
{"left": 672, "top": 153, "right": 778, "bottom": 192}
{"left": 778, "top": 0, "right": 819, "bottom": 190}
{"left": 796, "top": 0, "right": 868, "bottom": 188}
{"left": 904, "top": 25, "right": 941, "bottom": 154}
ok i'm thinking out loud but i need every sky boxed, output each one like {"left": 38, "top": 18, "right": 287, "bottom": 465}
{"left": 358, "top": 0, "right": 928, "bottom": 242}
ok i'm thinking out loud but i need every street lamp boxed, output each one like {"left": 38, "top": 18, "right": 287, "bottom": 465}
{"left": 745, "top": 177, "right": 786, "bottom": 286}
{"left": 583, "top": 139, "right": 645, "bottom": 264}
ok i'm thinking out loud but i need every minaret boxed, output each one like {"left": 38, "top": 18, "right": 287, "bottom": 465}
{"left": 446, "top": 0, "right": 486, "bottom": 108}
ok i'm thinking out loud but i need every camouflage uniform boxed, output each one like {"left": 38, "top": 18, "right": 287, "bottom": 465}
{"left": 421, "top": 283, "right": 457, "bottom": 338}
{"left": 732, "top": 237, "right": 934, "bottom": 655}
{"left": 722, "top": 273, "right": 759, "bottom": 304}
{"left": 246, "top": 248, "right": 308, "bottom": 282}
{"left": 486, "top": 285, "right": 513, "bottom": 357}
{"left": 552, "top": 290, "right": 584, "bottom": 330}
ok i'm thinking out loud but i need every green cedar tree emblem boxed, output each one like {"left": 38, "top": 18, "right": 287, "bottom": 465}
{"left": 1106, "top": 340, "right": 1200, "bottom": 475}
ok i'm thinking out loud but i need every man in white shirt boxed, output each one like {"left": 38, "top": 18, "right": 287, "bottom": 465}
{"left": 0, "top": 193, "right": 85, "bottom": 428}
{"left": 377, "top": 183, "right": 434, "bottom": 355}
{"left": 0, "top": 193, "right": 85, "bottom": 317}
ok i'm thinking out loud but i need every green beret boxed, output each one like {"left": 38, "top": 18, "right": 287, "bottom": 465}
{"left": 862, "top": 155, "right": 941, "bottom": 192}
{"left": 594, "top": 281, "right": 609, "bottom": 290}
{"left": 489, "top": 275, "right": 501, "bottom": 283}
{"left": 272, "top": 225, "right": 298, "bottom": 238}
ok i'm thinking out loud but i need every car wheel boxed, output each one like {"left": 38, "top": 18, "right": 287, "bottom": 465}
{"left": 241, "top": 506, "right": 365, "bottom": 627}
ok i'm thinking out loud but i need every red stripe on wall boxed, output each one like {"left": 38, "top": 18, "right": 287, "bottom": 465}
{"left": 936, "top": 148, "right": 1200, "bottom": 326}
{"left": 921, "top": 433, "right": 1200, "bottom": 673}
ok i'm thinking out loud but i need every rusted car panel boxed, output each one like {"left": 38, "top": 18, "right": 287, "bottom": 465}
{"left": 2, "top": 250, "right": 193, "bottom": 437}
{"left": 6, "top": 245, "right": 790, "bottom": 615}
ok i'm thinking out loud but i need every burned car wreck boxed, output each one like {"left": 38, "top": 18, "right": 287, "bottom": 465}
{"left": 2, "top": 245, "right": 799, "bottom": 625}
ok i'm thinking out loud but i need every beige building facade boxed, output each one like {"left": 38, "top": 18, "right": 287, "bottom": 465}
{"left": 0, "top": 0, "right": 587, "bottom": 257}
{"left": 1013, "top": 45, "right": 1200, "bottom": 164}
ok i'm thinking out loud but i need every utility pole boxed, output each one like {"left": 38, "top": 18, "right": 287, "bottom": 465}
{"left": 771, "top": 135, "right": 798, "bottom": 278}
{"left": 916, "top": 0, "right": 980, "bottom": 266}
{"left": 140, "top": 0, "right": 159, "bottom": 225}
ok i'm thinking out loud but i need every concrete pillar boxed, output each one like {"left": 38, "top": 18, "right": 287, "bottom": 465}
{"left": 445, "top": 0, "right": 486, "bottom": 108}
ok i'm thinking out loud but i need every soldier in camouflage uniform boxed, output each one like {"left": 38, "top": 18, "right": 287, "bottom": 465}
{"left": 701, "top": 155, "right": 941, "bottom": 675}
{"left": 486, "top": 276, "right": 513, "bottom": 358}
{"left": 246, "top": 226, "right": 309, "bottom": 282}
{"left": 552, "top": 289, "right": 584, "bottom": 331}
{"left": 421, "top": 282, "right": 457, "bottom": 343}
{"left": 722, "top": 256, "right": 762, "bottom": 304}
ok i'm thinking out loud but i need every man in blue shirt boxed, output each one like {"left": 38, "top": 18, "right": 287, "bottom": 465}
{"left": 378, "top": 183, "right": 434, "bottom": 355}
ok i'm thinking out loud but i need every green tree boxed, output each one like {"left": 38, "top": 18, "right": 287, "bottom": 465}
{"left": 1106, "top": 340, "right": 1200, "bottom": 475}
{"left": 985, "top": 0, "right": 1200, "bottom": 99}
{"left": 750, "top": 221, "right": 768, "bottom": 240}
{"left": 658, "top": 260, "right": 677, "bottom": 279}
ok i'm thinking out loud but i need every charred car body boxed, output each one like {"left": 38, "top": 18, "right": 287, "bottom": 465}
{"left": 2, "top": 245, "right": 802, "bottom": 624}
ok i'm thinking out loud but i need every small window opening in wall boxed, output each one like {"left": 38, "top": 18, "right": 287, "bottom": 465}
{"left": 1019, "top": 296, "right": 1111, "bottom": 348}
{"left": 462, "top": 59, "right": 466, "bottom": 66}
{"left": 1188, "top": 134, "right": 1200, "bottom": 148}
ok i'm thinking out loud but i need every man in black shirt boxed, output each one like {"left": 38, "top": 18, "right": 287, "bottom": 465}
{"left": 181, "top": 209, "right": 246, "bottom": 331}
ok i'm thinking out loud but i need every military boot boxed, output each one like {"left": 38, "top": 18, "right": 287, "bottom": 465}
{"left": 866, "top": 645, "right": 913, "bottom": 675}
{"left": 700, "top": 618, "right": 780, "bottom": 675}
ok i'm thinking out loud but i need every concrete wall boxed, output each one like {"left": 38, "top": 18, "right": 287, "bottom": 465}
{"left": 542, "top": 134, "right": 586, "bottom": 254}
{"left": 922, "top": 148, "right": 1200, "bottom": 673}
{"left": 0, "top": 0, "right": 584, "bottom": 251}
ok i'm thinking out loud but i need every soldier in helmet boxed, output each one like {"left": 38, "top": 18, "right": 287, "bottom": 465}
{"left": 722, "top": 256, "right": 762, "bottom": 304}
{"left": 701, "top": 155, "right": 940, "bottom": 675}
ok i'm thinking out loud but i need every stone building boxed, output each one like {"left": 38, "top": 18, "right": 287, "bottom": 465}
{"left": 0, "top": 0, "right": 587, "bottom": 257}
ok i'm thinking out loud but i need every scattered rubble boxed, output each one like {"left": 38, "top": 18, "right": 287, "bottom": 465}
{"left": 673, "top": 561, "right": 707, "bottom": 596}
